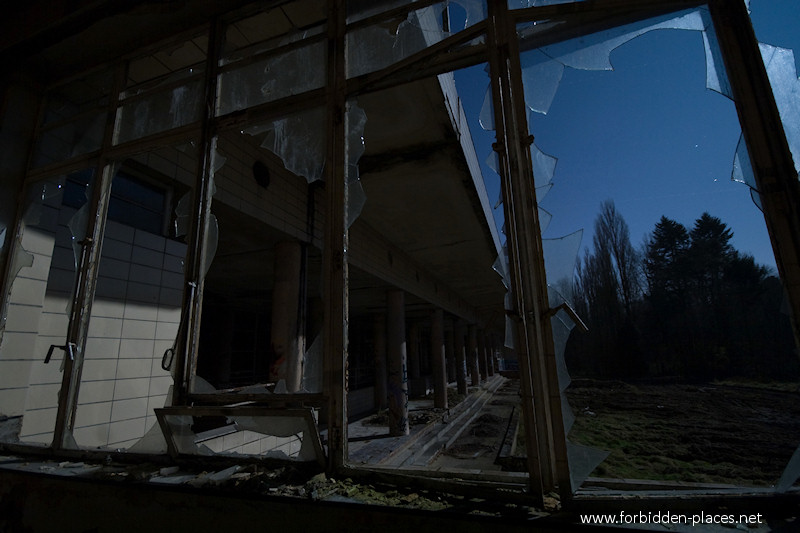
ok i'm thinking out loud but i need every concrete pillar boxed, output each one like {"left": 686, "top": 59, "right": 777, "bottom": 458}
{"left": 386, "top": 290, "right": 409, "bottom": 436}
{"left": 445, "top": 325, "right": 456, "bottom": 384}
{"left": 478, "top": 329, "right": 488, "bottom": 381}
{"left": 431, "top": 309, "right": 447, "bottom": 409}
{"left": 468, "top": 324, "right": 480, "bottom": 386}
{"left": 487, "top": 334, "right": 496, "bottom": 377}
{"left": 373, "top": 313, "right": 388, "bottom": 410}
{"left": 407, "top": 322, "right": 421, "bottom": 380}
{"left": 455, "top": 321, "right": 468, "bottom": 396}
{"left": 270, "top": 241, "right": 304, "bottom": 392}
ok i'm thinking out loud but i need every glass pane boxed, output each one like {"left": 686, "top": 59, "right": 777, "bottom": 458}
{"left": 71, "top": 142, "right": 197, "bottom": 452}
{"left": 217, "top": 42, "right": 326, "bottom": 116}
{"left": 125, "top": 35, "right": 207, "bottom": 92}
{"left": 220, "top": 2, "right": 326, "bottom": 65}
{"left": 113, "top": 34, "right": 208, "bottom": 145}
{"left": 346, "top": 2, "right": 460, "bottom": 79}
{"left": 41, "top": 70, "right": 113, "bottom": 126}
{"left": 32, "top": 70, "right": 114, "bottom": 169}
{"left": 115, "top": 80, "right": 204, "bottom": 145}
{"left": 216, "top": 0, "right": 327, "bottom": 116}
{"left": 0, "top": 170, "right": 94, "bottom": 446}
{"left": 509, "top": 0, "right": 585, "bottom": 7}
{"left": 33, "top": 114, "right": 106, "bottom": 169}
{"left": 157, "top": 407, "right": 323, "bottom": 464}
{"left": 515, "top": 9, "right": 796, "bottom": 491}
{"left": 347, "top": 0, "right": 486, "bottom": 29}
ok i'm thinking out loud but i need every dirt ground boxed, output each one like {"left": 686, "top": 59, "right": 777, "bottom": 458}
{"left": 429, "top": 379, "right": 519, "bottom": 471}
{"left": 564, "top": 379, "right": 800, "bottom": 486}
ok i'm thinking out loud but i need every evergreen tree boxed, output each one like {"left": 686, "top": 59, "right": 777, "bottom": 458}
{"left": 643, "top": 216, "right": 690, "bottom": 300}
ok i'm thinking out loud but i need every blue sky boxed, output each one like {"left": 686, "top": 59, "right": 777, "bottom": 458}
{"left": 454, "top": 0, "right": 800, "bottom": 273}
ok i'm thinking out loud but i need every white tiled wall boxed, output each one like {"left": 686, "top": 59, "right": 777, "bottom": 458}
{"left": 73, "top": 221, "right": 187, "bottom": 448}
{"left": 200, "top": 429, "right": 303, "bottom": 459}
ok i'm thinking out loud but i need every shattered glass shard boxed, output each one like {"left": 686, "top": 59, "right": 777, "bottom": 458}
{"left": 760, "top": 43, "right": 800, "bottom": 177}
{"left": 731, "top": 134, "right": 762, "bottom": 211}
{"left": 542, "top": 229, "right": 582, "bottom": 290}
{"left": 520, "top": 49, "right": 565, "bottom": 115}
{"left": 247, "top": 107, "right": 326, "bottom": 184}
{"left": 567, "top": 440, "right": 610, "bottom": 490}
{"left": 346, "top": 4, "right": 449, "bottom": 79}
{"left": 539, "top": 10, "right": 704, "bottom": 71}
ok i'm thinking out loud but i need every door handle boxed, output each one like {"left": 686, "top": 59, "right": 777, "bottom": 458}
{"left": 45, "top": 343, "right": 76, "bottom": 364}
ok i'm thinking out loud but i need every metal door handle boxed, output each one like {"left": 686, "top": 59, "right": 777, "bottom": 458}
{"left": 45, "top": 343, "right": 76, "bottom": 363}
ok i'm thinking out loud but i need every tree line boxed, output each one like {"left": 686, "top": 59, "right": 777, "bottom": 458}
{"left": 566, "top": 200, "right": 798, "bottom": 382}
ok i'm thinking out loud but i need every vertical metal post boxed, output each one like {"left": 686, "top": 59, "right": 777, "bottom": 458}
{"left": 486, "top": 0, "right": 572, "bottom": 502}
{"left": 175, "top": 19, "right": 223, "bottom": 406}
{"left": 52, "top": 60, "right": 127, "bottom": 448}
{"left": 323, "top": 0, "right": 349, "bottom": 472}
{"left": 708, "top": 0, "right": 800, "bottom": 351}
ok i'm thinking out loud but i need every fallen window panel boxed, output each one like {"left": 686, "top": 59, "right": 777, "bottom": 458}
{"left": 156, "top": 406, "right": 324, "bottom": 466}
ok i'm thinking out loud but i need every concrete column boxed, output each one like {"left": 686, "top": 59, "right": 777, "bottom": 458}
{"left": 431, "top": 309, "right": 447, "bottom": 409}
{"left": 373, "top": 313, "right": 388, "bottom": 410}
{"left": 270, "top": 241, "right": 304, "bottom": 392}
{"left": 445, "top": 325, "right": 455, "bottom": 384}
{"left": 487, "top": 334, "right": 496, "bottom": 377}
{"left": 386, "top": 290, "right": 409, "bottom": 436}
{"left": 478, "top": 329, "right": 488, "bottom": 381}
{"left": 455, "top": 321, "right": 468, "bottom": 396}
{"left": 407, "top": 322, "right": 421, "bottom": 380}
{"left": 468, "top": 324, "right": 480, "bottom": 386}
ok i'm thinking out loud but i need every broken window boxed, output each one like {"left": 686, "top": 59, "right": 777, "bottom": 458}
{"left": 68, "top": 144, "right": 196, "bottom": 452}
{"left": 0, "top": 171, "right": 94, "bottom": 446}
{"left": 193, "top": 123, "right": 325, "bottom": 396}
{"left": 216, "top": 3, "right": 327, "bottom": 117}
{"left": 517, "top": 4, "right": 797, "bottom": 494}
{"left": 346, "top": 1, "right": 485, "bottom": 80}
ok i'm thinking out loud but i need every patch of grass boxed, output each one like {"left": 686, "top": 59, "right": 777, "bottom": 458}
{"left": 711, "top": 379, "right": 800, "bottom": 393}
{"left": 515, "top": 381, "right": 800, "bottom": 486}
